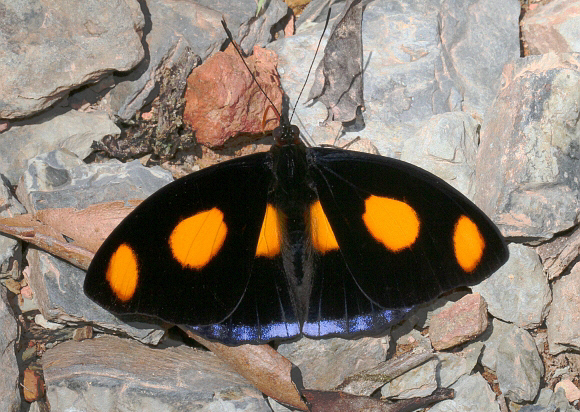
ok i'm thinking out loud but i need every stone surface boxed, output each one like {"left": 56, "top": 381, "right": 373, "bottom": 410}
{"left": 522, "top": 0, "right": 580, "bottom": 55}
{"left": 547, "top": 262, "right": 580, "bottom": 354}
{"left": 22, "top": 369, "right": 45, "bottom": 402}
{"left": 436, "top": 342, "right": 483, "bottom": 387}
{"left": 0, "top": 109, "right": 120, "bottom": 184}
{"left": 429, "top": 293, "right": 488, "bottom": 351}
{"left": 536, "top": 227, "right": 580, "bottom": 280}
{"left": 42, "top": 335, "right": 270, "bottom": 411}
{"left": 0, "top": 0, "right": 145, "bottom": 119}
{"left": 496, "top": 326, "right": 544, "bottom": 403}
{"left": 270, "top": 0, "right": 520, "bottom": 158}
{"left": 0, "top": 175, "right": 26, "bottom": 278}
{"left": 277, "top": 336, "right": 388, "bottom": 390}
{"left": 184, "top": 46, "right": 283, "bottom": 147}
{"left": 0, "top": 285, "right": 21, "bottom": 412}
{"left": 478, "top": 318, "right": 516, "bottom": 371}
{"left": 472, "top": 243, "right": 551, "bottom": 329}
{"left": 401, "top": 112, "right": 479, "bottom": 199}
{"left": 380, "top": 357, "right": 438, "bottom": 399}
{"left": 474, "top": 53, "right": 580, "bottom": 241}
{"left": 554, "top": 379, "right": 580, "bottom": 403}
{"left": 429, "top": 373, "right": 500, "bottom": 412}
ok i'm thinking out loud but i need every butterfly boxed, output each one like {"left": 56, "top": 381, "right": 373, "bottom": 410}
{"left": 84, "top": 112, "right": 509, "bottom": 344}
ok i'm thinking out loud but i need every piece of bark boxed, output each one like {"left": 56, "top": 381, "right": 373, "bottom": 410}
{"left": 182, "top": 327, "right": 308, "bottom": 411}
{"left": 302, "top": 387, "right": 454, "bottom": 412}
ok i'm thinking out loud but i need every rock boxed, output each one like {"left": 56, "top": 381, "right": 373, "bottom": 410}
{"left": 522, "top": 0, "right": 580, "bottom": 55}
{"left": 380, "top": 357, "right": 438, "bottom": 399}
{"left": 472, "top": 244, "right": 551, "bottom": 329}
{"left": 0, "top": 0, "right": 145, "bottom": 119}
{"left": 547, "top": 262, "right": 580, "bottom": 354}
{"left": 271, "top": 0, "right": 519, "bottom": 157}
{"left": 429, "top": 293, "right": 488, "bottom": 351}
{"left": 42, "top": 335, "right": 270, "bottom": 411}
{"left": 401, "top": 112, "right": 479, "bottom": 199}
{"left": 0, "top": 110, "right": 120, "bottom": 184}
{"left": 554, "top": 379, "right": 580, "bottom": 403}
{"left": 429, "top": 373, "right": 500, "bottom": 412}
{"left": 474, "top": 53, "right": 580, "bottom": 241}
{"left": 478, "top": 318, "right": 516, "bottom": 371}
{"left": 436, "top": 342, "right": 484, "bottom": 387}
{"left": 277, "top": 336, "right": 388, "bottom": 390}
{"left": 496, "top": 326, "right": 544, "bottom": 403}
{"left": 183, "top": 46, "right": 283, "bottom": 147}
{"left": 22, "top": 369, "right": 45, "bottom": 402}
{"left": 536, "top": 227, "right": 580, "bottom": 281}
{"left": 0, "top": 285, "right": 21, "bottom": 411}
{"left": 0, "top": 175, "right": 26, "bottom": 278}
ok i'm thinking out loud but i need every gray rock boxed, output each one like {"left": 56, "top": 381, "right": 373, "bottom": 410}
{"left": 380, "top": 357, "right": 438, "bottom": 400}
{"left": 0, "top": 0, "right": 145, "bottom": 119}
{"left": 522, "top": 0, "right": 580, "bottom": 55}
{"left": 271, "top": 0, "right": 519, "bottom": 158}
{"left": 0, "top": 109, "right": 120, "bottom": 184}
{"left": 436, "top": 342, "right": 484, "bottom": 387}
{"left": 472, "top": 244, "right": 551, "bottom": 329}
{"left": 107, "top": 0, "right": 288, "bottom": 120}
{"left": 0, "top": 285, "right": 21, "bottom": 412}
{"left": 0, "top": 175, "right": 26, "bottom": 278}
{"left": 42, "top": 335, "right": 270, "bottom": 411}
{"left": 474, "top": 53, "right": 580, "bottom": 241}
{"left": 277, "top": 336, "right": 388, "bottom": 390}
{"left": 547, "top": 262, "right": 580, "bottom": 354}
{"left": 401, "top": 112, "right": 479, "bottom": 199}
{"left": 429, "top": 373, "right": 500, "bottom": 412}
{"left": 496, "top": 326, "right": 544, "bottom": 403}
{"left": 16, "top": 149, "right": 173, "bottom": 214}
{"left": 478, "top": 318, "right": 515, "bottom": 371}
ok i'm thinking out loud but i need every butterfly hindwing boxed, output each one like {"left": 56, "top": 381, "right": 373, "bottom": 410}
{"left": 304, "top": 147, "right": 508, "bottom": 329}
{"left": 85, "top": 152, "right": 298, "bottom": 341}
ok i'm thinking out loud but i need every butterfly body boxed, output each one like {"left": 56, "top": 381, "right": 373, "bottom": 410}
{"left": 84, "top": 120, "right": 508, "bottom": 344}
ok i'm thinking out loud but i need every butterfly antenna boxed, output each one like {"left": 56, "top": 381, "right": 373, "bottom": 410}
{"left": 289, "top": 8, "right": 332, "bottom": 124}
{"left": 221, "top": 20, "right": 282, "bottom": 122}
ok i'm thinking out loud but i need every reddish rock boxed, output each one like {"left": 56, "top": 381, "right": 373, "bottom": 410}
{"left": 22, "top": 369, "right": 45, "bottom": 402}
{"left": 73, "top": 325, "right": 94, "bottom": 341}
{"left": 184, "top": 45, "right": 283, "bottom": 148}
{"left": 429, "top": 293, "right": 489, "bottom": 351}
{"left": 555, "top": 379, "right": 580, "bottom": 402}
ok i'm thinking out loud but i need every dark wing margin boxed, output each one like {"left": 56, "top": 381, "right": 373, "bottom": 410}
{"left": 84, "top": 152, "right": 299, "bottom": 343}
{"left": 307, "top": 147, "right": 508, "bottom": 314}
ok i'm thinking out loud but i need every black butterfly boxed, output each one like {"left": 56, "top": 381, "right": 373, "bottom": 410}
{"left": 84, "top": 113, "right": 508, "bottom": 344}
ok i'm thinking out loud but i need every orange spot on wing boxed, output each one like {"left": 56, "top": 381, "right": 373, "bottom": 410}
{"left": 106, "top": 243, "right": 139, "bottom": 302}
{"left": 309, "top": 200, "right": 339, "bottom": 253}
{"left": 256, "top": 204, "right": 281, "bottom": 257}
{"left": 453, "top": 215, "right": 485, "bottom": 272}
{"left": 363, "top": 195, "right": 420, "bottom": 252}
{"left": 169, "top": 207, "right": 227, "bottom": 269}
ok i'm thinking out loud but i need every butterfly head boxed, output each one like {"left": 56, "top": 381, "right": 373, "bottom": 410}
{"left": 273, "top": 120, "right": 300, "bottom": 147}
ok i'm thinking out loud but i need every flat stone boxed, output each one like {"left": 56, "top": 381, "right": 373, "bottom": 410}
{"left": 0, "top": 109, "right": 120, "bottom": 184}
{"left": 496, "top": 326, "right": 544, "bottom": 403}
{"left": 474, "top": 53, "right": 580, "bottom": 241}
{"left": 42, "top": 335, "right": 270, "bottom": 411}
{"left": 429, "top": 293, "right": 488, "bottom": 351}
{"left": 547, "top": 262, "right": 580, "bottom": 354}
{"left": 472, "top": 243, "right": 551, "bottom": 329}
{"left": 277, "top": 336, "right": 388, "bottom": 390}
{"left": 380, "top": 357, "right": 438, "bottom": 400}
{"left": 429, "top": 373, "right": 500, "bottom": 412}
{"left": 0, "top": 285, "right": 21, "bottom": 411}
{"left": 0, "top": 0, "right": 145, "bottom": 119}
{"left": 522, "top": 0, "right": 580, "bottom": 55}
